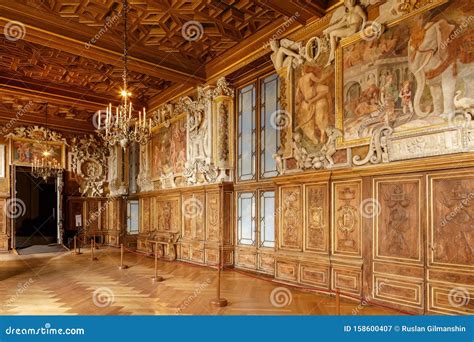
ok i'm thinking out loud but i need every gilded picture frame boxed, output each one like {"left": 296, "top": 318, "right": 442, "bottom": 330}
{"left": 335, "top": 0, "right": 452, "bottom": 148}
{"left": 10, "top": 137, "right": 66, "bottom": 168}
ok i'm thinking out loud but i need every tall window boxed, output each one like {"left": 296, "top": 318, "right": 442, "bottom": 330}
{"left": 237, "top": 73, "right": 280, "bottom": 181}
{"left": 237, "top": 190, "right": 275, "bottom": 248}
{"left": 126, "top": 200, "right": 139, "bottom": 235}
{"left": 260, "top": 191, "right": 275, "bottom": 248}
{"left": 237, "top": 192, "right": 256, "bottom": 245}
{"left": 237, "top": 84, "right": 256, "bottom": 181}
{"left": 260, "top": 74, "right": 280, "bottom": 178}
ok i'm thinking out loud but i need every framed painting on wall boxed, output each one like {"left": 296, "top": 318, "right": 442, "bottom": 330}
{"left": 10, "top": 137, "right": 66, "bottom": 168}
{"left": 335, "top": 0, "right": 472, "bottom": 147}
{"left": 150, "top": 114, "right": 187, "bottom": 181}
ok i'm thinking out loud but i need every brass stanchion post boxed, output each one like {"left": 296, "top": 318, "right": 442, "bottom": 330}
{"left": 210, "top": 245, "right": 228, "bottom": 307}
{"left": 151, "top": 242, "right": 163, "bottom": 282}
{"left": 72, "top": 236, "right": 81, "bottom": 255}
{"left": 118, "top": 243, "right": 128, "bottom": 270}
{"left": 91, "top": 238, "right": 98, "bottom": 261}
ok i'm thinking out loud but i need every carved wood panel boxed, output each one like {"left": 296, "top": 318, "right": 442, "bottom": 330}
{"left": 140, "top": 197, "right": 151, "bottom": 233}
{"left": 206, "top": 192, "right": 220, "bottom": 242}
{"left": 182, "top": 193, "right": 205, "bottom": 240}
{"left": 86, "top": 200, "right": 100, "bottom": 231}
{"left": 375, "top": 178, "right": 422, "bottom": 262}
{"left": 305, "top": 183, "right": 329, "bottom": 253}
{"left": 332, "top": 181, "right": 362, "bottom": 257}
{"left": 279, "top": 186, "right": 302, "bottom": 251}
{"left": 155, "top": 197, "right": 180, "bottom": 233}
{"left": 429, "top": 173, "right": 474, "bottom": 268}
{"left": 0, "top": 198, "right": 6, "bottom": 235}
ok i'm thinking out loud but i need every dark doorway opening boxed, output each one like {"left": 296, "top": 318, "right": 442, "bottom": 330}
{"left": 15, "top": 167, "right": 57, "bottom": 249}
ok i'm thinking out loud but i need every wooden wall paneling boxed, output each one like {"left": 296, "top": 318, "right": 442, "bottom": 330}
{"left": 331, "top": 264, "right": 363, "bottom": 296}
{"left": 304, "top": 183, "right": 329, "bottom": 254}
{"left": 86, "top": 200, "right": 99, "bottom": 232}
{"left": 427, "top": 169, "right": 474, "bottom": 315}
{"left": 371, "top": 175, "right": 425, "bottom": 312}
{"left": 331, "top": 180, "right": 362, "bottom": 257}
{"left": 279, "top": 185, "right": 303, "bottom": 251}
{"left": 206, "top": 191, "right": 219, "bottom": 242}
{"left": 300, "top": 261, "right": 330, "bottom": 289}
{"left": 0, "top": 198, "right": 8, "bottom": 251}
{"left": 235, "top": 247, "right": 257, "bottom": 270}
{"left": 331, "top": 179, "right": 363, "bottom": 299}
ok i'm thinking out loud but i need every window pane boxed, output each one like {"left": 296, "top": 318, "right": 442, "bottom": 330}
{"left": 238, "top": 84, "right": 256, "bottom": 181}
{"left": 237, "top": 192, "right": 256, "bottom": 245}
{"left": 260, "top": 74, "right": 280, "bottom": 178}
{"left": 260, "top": 191, "right": 275, "bottom": 248}
{"left": 127, "top": 200, "right": 139, "bottom": 235}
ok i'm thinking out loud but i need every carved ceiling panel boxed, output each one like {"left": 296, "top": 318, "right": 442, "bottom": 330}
{"left": 0, "top": 37, "right": 173, "bottom": 104}
{"left": 15, "top": 0, "right": 284, "bottom": 63}
{"left": 0, "top": 93, "right": 96, "bottom": 132}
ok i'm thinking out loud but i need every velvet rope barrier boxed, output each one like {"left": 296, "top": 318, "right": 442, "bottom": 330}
{"left": 119, "top": 246, "right": 412, "bottom": 315}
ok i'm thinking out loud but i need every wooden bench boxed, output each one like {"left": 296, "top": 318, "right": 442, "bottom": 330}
{"left": 145, "top": 231, "right": 180, "bottom": 261}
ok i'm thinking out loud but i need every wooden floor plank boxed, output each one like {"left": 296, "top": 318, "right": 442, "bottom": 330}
{"left": 0, "top": 248, "right": 402, "bottom": 315}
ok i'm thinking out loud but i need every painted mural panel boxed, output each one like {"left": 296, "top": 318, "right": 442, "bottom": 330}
{"left": 11, "top": 138, "right": 64, "bottom": 167}
{"left": 294, "top": 64, "right": 335, "bottom": 150}
{"left": 338, "top": 0, "right": 474, "bottom": 146}
{"left": 151, "top": 116, "right": 186, "bottom": 179}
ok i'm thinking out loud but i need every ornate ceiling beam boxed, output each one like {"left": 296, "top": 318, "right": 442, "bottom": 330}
{"left": 0, "top": 111, "right": 94, "bottom": 133}
{"left": 0, "top": 3, "right": 206, "bottom": 84}
{"left": 0, "top": 77, "right": 119, "bottom": 109}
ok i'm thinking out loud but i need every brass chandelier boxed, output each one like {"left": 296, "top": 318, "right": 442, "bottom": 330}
{"left": 97, "top": 0, "right": 152, "bottom": 149}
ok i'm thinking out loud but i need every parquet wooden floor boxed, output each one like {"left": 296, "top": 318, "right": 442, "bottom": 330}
{"left": 0, "top": 248, "right": 402, "bottom": 315}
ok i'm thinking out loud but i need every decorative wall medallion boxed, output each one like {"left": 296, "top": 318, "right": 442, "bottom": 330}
{"left": 306, "top": 185, "right": 328, "bottom": 252}
{"left": 336, "top": 187, "right": 358, "bottom": 248}
{"left": 70, "top": 134, "right": 108, "bottom": 197}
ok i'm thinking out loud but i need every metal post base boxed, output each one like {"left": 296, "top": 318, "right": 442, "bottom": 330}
{"left": 210, "top": 298, "right": 228, "bottom": 307}
{"left": 151, "top": 276, "right": 164, "bottom": 283}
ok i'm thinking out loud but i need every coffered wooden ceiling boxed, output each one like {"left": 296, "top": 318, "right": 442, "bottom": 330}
{"left": 0, "top": 0, "right": 333, "bottom": 132}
